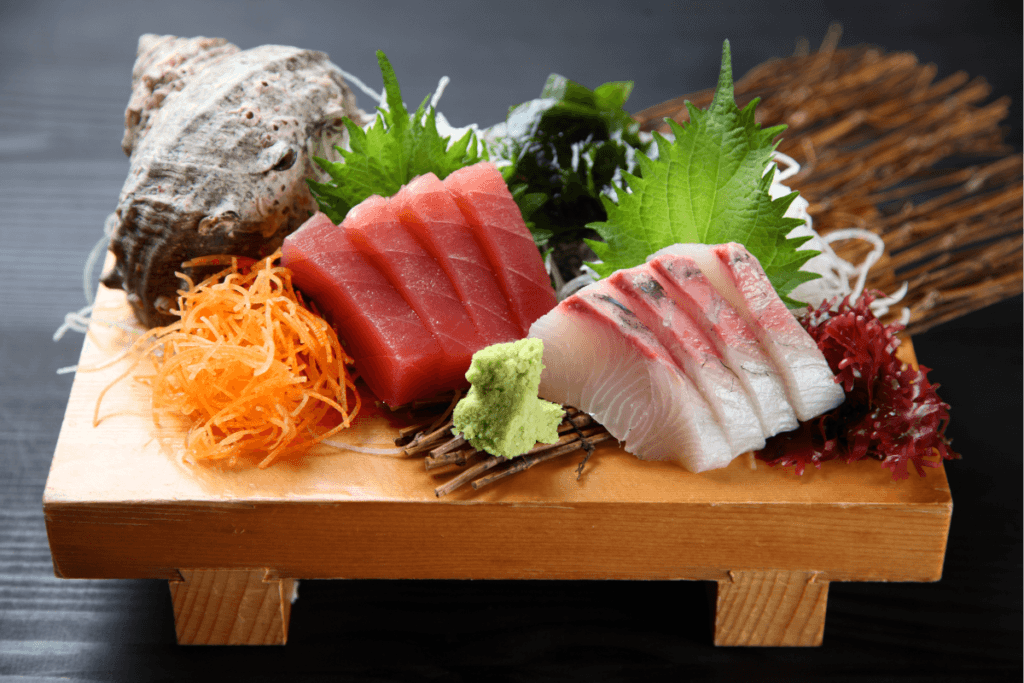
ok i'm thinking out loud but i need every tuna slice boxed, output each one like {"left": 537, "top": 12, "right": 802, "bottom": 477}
{"left": 655, "top": 243, "right": 844, "bottom": 421}
{"left": 530, "top": 289, "right": 735, "bottom": 472}
{"left": 278, "top": 212, "right": 442, "bottom": 405}
{"left": 345, "top": 194, "right": 482, "bottom": 391}
{"left": 646, "top": 253, "right": 798, "bottom": 436}
{"left": 391, "top": 173, "right": 521, "bottom": 346}
{"left": 444, "top": 163, "right": 558, "bottom": 336}
{"left": 282, "top": 161, "right": 557, "bottom": 406}
{"left": 605, "top": 268, "right": 767, "bottom": 455}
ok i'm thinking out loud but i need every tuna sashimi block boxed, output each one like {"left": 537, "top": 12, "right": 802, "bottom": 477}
{"left": 444, "top": 163, "right": 558, "bottom": 335}
{"left": 529, "top": 288, "right": 735, "bottom": 472}
{"left": 654, "top": 243, "right": 844, "bottom": 421}
{"left": 345, "top": 194, "right": 482, "bottom": 393}
{"left": 280, "top": 212, "right": 442, "bottom": 406}
{"left": 283, "top": 162, "right": 557, "bottom": 407}
{"left": 391, "top": 173, "right": 521, "bottom": 346}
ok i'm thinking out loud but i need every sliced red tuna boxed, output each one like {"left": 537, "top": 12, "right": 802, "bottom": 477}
{"left": 344, "top": 194, "right": 481, "bottom": 392}
{"left": 391, "top": 172, "right": 521, "bottom": 346}
{"left": 279, "top": 212, "right": 442, "bottom": 406}
{"left": 529, "top": 289, "right": 735, "bottom": 472}
{"left": 647, "top": 253, "right": 798, "bottom": 436}
{"left": 284, "top": 162, "right": 557, "bottom": 407}
{"left": 656, "top": 242, "right": 844, "bottom": 421}
{"left": 443, "top": 162, "right": 557, "bottom": 335}
{"left": 604, "top": 268, "right": 767, "bottom": 455}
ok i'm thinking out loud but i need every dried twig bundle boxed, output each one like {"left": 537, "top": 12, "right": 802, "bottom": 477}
{"left": 633, "top": 25, "right": 1022, "bottom": 335}
{"left": 398, "top": 404, "right": 608, "bottom": 497}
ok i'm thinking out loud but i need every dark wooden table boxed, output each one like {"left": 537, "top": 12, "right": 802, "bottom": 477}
{"left": 2, "top": 1, "right": 1020, "bottom": 680}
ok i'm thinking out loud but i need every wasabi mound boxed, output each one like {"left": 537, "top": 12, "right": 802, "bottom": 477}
{"left": 452, "top": 338, "right": 564, "bottom": 459}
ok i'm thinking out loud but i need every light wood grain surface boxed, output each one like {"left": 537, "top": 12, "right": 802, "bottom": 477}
{"left": 44, "top": 284, "right": 951, "bottom": 589}
{"left": 169, "top": 569, "right": 295, "bottom": 645}
{"left": 714, "top": 570, "right": 829, "bottom": 646}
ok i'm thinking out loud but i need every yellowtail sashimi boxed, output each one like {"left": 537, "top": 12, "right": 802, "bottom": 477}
{"left": 653, "top": 243, "right": 844, "bottom": 421}
{"left": 529, "top": 243, "right": 844, "bottom": 472}
{"left": 529, "top": 287, "right": 735, "bottom": 472}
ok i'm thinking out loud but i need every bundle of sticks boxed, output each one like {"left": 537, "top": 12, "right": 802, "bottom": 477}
{"left": 395, "top": 393, "right": 608, "bottom": 497}
{"left": 633, "top": 25, "right": 1022, "bottom": 335}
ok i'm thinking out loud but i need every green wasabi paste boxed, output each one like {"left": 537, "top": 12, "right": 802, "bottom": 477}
{"left": 452, "top": 338, "right": 564, "bottom": 459}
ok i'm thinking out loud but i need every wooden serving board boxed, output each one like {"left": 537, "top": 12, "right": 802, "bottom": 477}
{"left": 43, "top": 282, "right": 952, "bottom": 647}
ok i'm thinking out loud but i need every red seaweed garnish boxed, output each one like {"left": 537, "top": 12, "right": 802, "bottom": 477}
{"left": 756, "top": 292, "right": 959, "bottom": 480}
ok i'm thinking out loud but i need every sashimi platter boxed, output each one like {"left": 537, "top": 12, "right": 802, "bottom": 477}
{"left": 45, "top": 34, "right": 965, "bottom": 646}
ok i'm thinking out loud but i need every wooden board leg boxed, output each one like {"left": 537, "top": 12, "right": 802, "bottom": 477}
{"left": 714, "top": 570, "right": 828, "bottom": 646}
{"left": 168, "top": 569, "right": 296, "bottom": 645}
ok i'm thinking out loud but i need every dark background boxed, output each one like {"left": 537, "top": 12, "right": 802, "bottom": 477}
{"left": 1, "top": 1, "right": 1020, "bottom": 681}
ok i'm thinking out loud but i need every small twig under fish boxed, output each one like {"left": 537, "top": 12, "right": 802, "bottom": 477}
{"left": 568, "top": 417, "right": 598, "bottom": 480}
{"left": 400, "top": 403, "right": 609, "bottom": 497}
{"left": 473, "top": 430, "right": 613, "bottom": 491}
{"left": 434, "top": 455, "right": 506, "bottom": 497}
{"left": 428, "top": 434, "right": 467, "bottom": 458}
{"left": 424, "top": 447, "right": 478, "bottom": 470}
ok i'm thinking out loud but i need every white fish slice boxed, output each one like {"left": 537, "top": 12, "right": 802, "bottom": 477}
{"left": 654, "top": 243, "right": 844, "bottom": 421}
{"left": 603, "top": 268, "right": 767, "bottom": 456}
{"left": 529, "top": 290, "right": 735, "bottom": 473}
{"left": 646, "top": 253, "right": 799, "bottom": 436}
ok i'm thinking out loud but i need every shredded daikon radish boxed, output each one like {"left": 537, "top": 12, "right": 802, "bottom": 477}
{"left": 335, "top": 67, "right": 384, "bottom": 104}
{"left": 771, "top": 154, "right": 908, "bottom": 319}
{"left": 320, "top": 440, "right": 404, "bottom": 455}
{"left": 429, "top": 75, "right": 450, "bottom": 111}
{"left": 53, "top": 212, "right": 146, "bottom": 359}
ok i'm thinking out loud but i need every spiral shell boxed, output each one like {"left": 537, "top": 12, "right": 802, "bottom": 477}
{"left": 101, "top": 34, "right": 365, "bottom": 327}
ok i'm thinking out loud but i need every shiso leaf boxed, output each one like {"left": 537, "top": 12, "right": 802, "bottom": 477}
{"left": 584, "top": 39, "right": 820, "bottom": 305}
{"left": 308, "top": 51, "right": 486, "bottom": 223}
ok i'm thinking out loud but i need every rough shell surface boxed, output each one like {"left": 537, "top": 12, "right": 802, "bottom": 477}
{"left": 101, "top": 34, "right": 365, "bottom": 327}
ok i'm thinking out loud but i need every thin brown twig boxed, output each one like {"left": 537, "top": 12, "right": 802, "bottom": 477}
{"left": 426, "top": 390, "right": 462, "bottom": 436}
{"left": 434, "top": 455, "right": 504, "bottom": 497}
{"left": 428, "top": 434, "right": 466, "bottom": 458}
{"left": 471, "top": 433, "right": 614, "bottom": 491}
{"left": 424, "top": 447, "right": 479, "bottom": 470}
{"left": 400, "top": 420, "right": 455, "bottom": 454}
{"left": 418, "top": 405, "right": 609, "bottom": 495}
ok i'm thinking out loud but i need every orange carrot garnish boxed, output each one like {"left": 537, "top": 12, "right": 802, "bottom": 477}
{"left": 96, "top": 251, "right": 360, "bottom": 468}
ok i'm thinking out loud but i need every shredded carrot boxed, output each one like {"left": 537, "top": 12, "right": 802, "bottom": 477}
{"left": 95, "top": 250, "right": 361, "bottom": 468}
